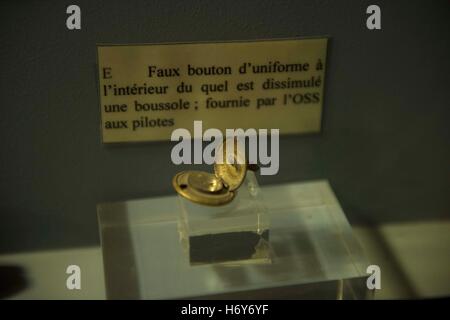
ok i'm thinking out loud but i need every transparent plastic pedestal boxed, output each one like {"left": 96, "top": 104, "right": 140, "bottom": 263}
{"left": 178, "top": 171, "right": 271, "bottom": 265}
{"left": 98, "top": 180, "right": 370, "bottom": 299}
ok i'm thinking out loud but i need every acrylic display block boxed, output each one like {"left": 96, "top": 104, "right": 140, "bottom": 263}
{"left": 177, "top": 171, "right": 271, "bottom": 265}
{"left": 97, "top": 180, "right": 370, "bottom": 299}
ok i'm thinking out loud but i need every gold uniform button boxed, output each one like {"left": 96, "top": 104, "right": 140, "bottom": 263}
{"left": 172, "top": 138, "right": 251, "bottom": 206}
{"left": 172, "top": 171, "right": 235, "bottom": 206}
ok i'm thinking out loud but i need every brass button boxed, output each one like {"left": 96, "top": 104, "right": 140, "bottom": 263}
{"left": 172, "top": 138, "right": 250, "bottom": 206}
{"left": 172, "top": 171, "right": 235, "bottom": 206}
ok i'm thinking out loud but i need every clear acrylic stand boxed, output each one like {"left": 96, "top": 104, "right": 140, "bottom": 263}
{"left": 177, "top": 171, "right": 271, "bottom": 265}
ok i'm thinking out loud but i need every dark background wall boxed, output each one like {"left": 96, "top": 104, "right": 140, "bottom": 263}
{"left": 0, "top": 0, "right": 448, "bottom": 253}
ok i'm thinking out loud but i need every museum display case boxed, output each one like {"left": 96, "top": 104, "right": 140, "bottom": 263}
{"left": 0, "top": 1, "right": 448, "bottom": 303}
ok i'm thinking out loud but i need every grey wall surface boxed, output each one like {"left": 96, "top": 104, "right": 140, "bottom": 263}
{"left": 0, "top": 0, "right": 448, "bottom": 253}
